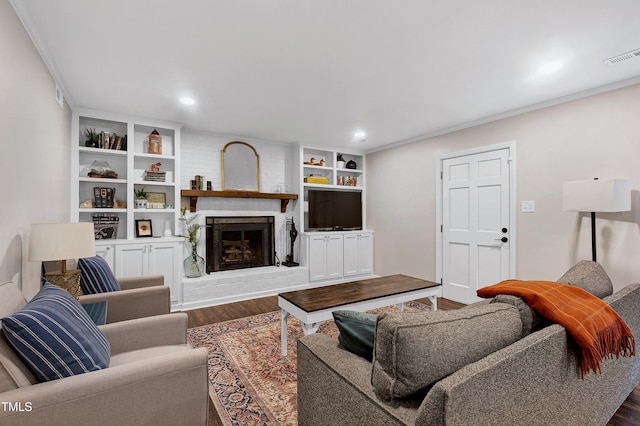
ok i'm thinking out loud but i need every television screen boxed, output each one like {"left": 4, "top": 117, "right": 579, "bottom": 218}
{"left": 308, "top": 190, "right": 362, "bottom": 231}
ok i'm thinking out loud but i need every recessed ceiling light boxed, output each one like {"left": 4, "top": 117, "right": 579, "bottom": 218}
{"left": 537, "top": 61, "right": 563, "bottom": 75}
{"left": 180, "top": 97, "right": 195, "bottom": 105}
{"left": 353, "top": 130, "right": 366, "bottom": 141}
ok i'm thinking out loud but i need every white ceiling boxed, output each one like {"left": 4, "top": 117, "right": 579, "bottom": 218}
{"left": 13, "top": 0, "right": 640, "bottom": 151}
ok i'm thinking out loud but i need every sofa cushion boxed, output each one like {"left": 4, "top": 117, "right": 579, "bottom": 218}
{"left": 1, "top": 283, "right": 110, "bottom": 382}
{"left": 490, "top": 294, "right": 548, "bottom": 337}
{"left": 557, "top": 260, "right": 613, "bottom": 298}
{"left": 78, "top": 256, "right": 121, "bottom": 294}
{"left": 371, "top": 303, "right": 522, "bottom": 400}
{"left": 332, "top": 310, "right": 377, "bottom": 361}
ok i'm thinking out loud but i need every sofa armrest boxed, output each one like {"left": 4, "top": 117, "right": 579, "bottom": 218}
{"left": 117, "top": 274, "right": 164, "bottom": 290}
{"left": 0, "top": 347, "right": 209, "bottom": 426}
{"left": 99, "top": 313, "right": 188, "bottom": 354}
{"left": 297, "top": 334, "right": 421, "bottom": 426}
{"left": 79, "top": 285, "right": 170, "bottom": 323}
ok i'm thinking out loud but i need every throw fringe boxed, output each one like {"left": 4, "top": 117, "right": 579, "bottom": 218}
{"left": 580, "top": 318, "right": 636, "bottom": 378}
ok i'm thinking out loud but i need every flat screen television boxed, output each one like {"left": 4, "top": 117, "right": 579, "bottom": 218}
{"left": 307, "top": 190, "right": 362, "bottom": 231}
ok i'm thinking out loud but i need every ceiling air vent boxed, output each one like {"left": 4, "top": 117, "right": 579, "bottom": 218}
{"left": 604, "top": 49, "right": 640, "bottom": 65}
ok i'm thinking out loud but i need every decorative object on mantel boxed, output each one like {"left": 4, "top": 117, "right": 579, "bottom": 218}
{"left": 191, "top": 174, "right": 206, "bottom": 190}
{"left": 346, "top": 159, "right": 357, "bottom": 169}
{"left": 148, "top": 129, "right": 162, "bottom": 154}
{"left": 178, "top": 207, "right": 205, "bottom": 278}
{"left": 222, "top": 141, "right": 260, "bottom": 192}
{"left": 134, "top": 187, "right": 148, "bottom": 209}
{"left": 181, "top": 189, "right": 298, "bottom": 213}
{"left": 282, "top": 217, "right": 299, "bottom": 267}
{"left": 336, "top": 153, "right": 345, "bottom": 169}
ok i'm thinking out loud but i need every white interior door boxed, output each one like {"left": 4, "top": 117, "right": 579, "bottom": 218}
{"left": 441, "top": 147, "right": 513, "bottom": 304}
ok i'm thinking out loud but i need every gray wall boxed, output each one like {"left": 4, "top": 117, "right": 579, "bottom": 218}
{"left": 367, "top": 83, "right": 640, "bottom": 291}
{"left": 0, "top": 2, "right": 72, "bottom": 298}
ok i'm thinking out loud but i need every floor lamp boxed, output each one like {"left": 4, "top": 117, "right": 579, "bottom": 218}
{"left": 28, "top": 223, "right": 96, "bottom": 299}
{"left": 562, "top": 178, "right": 631, "bottom": 262}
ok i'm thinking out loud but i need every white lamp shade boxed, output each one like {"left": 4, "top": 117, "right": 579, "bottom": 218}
{"left": 562, "top": 179, "right": 631, "bottom": 212}
{"left": 28, "top": 223, "right": 96, "bottom": 262}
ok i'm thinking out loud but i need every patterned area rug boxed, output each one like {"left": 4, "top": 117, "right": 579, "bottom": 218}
{"left": 187, "top": 301, "right": 430, "bottom": 426}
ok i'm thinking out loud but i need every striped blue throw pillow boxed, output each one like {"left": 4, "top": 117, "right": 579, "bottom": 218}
{"left": 78, "top": 256, "right": 120, "bottom": 294}
{"left": 1, "top": 283, "right": 110, "bottom": 382}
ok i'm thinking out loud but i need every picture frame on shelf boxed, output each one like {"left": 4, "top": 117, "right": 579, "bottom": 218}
{"left": 135, "top": 219, "right": 153, "bottom": 238}
{"left": 146, "top": 192, "right": 166, "bottom": 209}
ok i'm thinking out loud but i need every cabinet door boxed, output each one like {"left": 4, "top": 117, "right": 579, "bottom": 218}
{"left": 325, "top": 234, "right": 344, "bottom": 280}
{"left": 147, "top": 242, "right": 180, "bottom": 304}
{"left": 357, "top": 233, "right": 374, "bottom": 275}
{"left": 308, "top": 235, "right": 328, "bottom": 281}
{"left": 343, "top": 234, "right": 359, "bottom": 277}
{"left": 343, "top": 233, "right": 374, "bottom": 277}
{"left": 114, "top": 243, "right": 149, "bottom": 278}
{"left": 95, "top": 244, "right": 115, "bottom": 273}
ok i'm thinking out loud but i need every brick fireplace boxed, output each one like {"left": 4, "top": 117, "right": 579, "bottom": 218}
{"left": 206, "top": 216, "right": 275, "bottom": 273}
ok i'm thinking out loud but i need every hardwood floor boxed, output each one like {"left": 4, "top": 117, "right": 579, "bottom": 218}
{"left": 185, "top": 295, "right": 639, "bottom": 426}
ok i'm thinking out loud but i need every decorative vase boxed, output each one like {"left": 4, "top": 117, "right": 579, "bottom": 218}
{"left": 184, "top": 246, "right": 205, "bottom": 278}
{"left": 337, "top": 160, "right": 345, "bottom": 169}
{"left": 135, "top": 199, "right": 148, "bottom": 209}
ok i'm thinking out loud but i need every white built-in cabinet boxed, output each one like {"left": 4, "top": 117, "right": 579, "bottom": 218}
{"left": 296, "top": 145, "right": 375, "bottom": 283}
{"left": 343, "top": 232, "right": 374, "bottom": 277}
{"left": 305, "top": 231, "right": 374, "bottom": 283}
{"left": 308, "top": 233, "right": 344, "bottom": 281}
{"left": 71, "top": 109, "right": 184, "bottom": 309}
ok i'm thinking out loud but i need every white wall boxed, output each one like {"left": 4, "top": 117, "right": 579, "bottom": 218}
{"left": 367, "top": 83, "right": 640, "bottom": 292}
{"left": 0, "top": 2, "right": 72, "bottom": 298}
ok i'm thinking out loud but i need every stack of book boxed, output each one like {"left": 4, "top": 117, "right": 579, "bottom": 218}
{"left": 93, "top": 187, "right": 115, "bottom": 208}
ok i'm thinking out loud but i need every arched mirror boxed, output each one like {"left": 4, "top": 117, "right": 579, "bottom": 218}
{"left": 221, "top": 141, "right": 260, "bottom": 191}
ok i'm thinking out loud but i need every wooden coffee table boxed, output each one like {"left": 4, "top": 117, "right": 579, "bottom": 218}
{"left": 278, "top": 274, "right": 442, "bottom": 355}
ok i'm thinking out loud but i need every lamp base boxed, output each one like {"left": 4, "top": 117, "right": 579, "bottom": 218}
{"left": 45, "top": 269, "right": 81, "bottom": 300}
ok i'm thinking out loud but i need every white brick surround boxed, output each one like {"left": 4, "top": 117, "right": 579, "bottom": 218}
{"left": 178, "top": 129, "right": 306, "bottom": 308}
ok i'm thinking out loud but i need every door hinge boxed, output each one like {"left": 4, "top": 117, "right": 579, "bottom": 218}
{"left": 440, "top": 224, "right": 443, "bottom": 232}
{"left": 440, "top": 171, "right": 443, "bottom": 179}
{"left": 440, "top": 278, "right": 443, "bottom": 285}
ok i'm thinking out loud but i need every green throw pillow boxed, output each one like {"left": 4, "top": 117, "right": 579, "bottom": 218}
{"left": 332, "top": 310, "right": 377, "bottom": 361}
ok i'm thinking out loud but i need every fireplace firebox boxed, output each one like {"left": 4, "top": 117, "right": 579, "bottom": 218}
{"left": 206, "top": 216, "right": 275, "bottom": 273}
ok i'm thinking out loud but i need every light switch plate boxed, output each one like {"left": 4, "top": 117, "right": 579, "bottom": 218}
{"left": 521, "top": 200, "right": 535, "bottom": 213}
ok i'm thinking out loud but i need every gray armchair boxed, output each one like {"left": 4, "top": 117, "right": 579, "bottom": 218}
{"left": 0, "top": 280, "right": 208, "bottom": 425}
{"left": 79, "top": 274, "right": 170, "bottom": 323}
{"left": 43, "top": 261, "right": 170, "bottom": 323}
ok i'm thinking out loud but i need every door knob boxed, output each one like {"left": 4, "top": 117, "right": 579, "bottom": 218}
{"left": 501, "top": 237, "right": 508, "bottom": 243}
{"left": 502, "top": 228, "right": 508, "bottom": 233}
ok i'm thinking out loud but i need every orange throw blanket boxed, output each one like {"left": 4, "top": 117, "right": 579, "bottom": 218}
{"left": 477, "top": 280, "right": 635, "bottom": 377}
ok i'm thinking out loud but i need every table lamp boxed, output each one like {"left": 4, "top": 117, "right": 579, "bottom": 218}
{"left": 28, "top": 222, "right": 96, "bottom": 299}
{"left": 562, "top": 178, "right": 631, "bottom": 262}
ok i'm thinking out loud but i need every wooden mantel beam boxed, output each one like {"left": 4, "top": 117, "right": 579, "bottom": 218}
{"left": 181, "top": 190, "right": 298, "bottom": 213}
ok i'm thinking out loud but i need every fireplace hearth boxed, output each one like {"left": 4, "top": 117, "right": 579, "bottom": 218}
{"left": 206, "top": 216, "right": 275, "bottom": 273}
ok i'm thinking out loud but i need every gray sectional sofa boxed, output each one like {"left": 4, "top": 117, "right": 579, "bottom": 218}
{"left": 297, "top": 262, "right": 640, "bottom": 425}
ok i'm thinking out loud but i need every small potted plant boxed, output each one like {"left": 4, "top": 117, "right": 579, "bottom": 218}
{"left": 336, "top": 153, "right": 345, "bottom": 169}
{"left": 84, "top": 128, "right": 99, "bottom": 147}
{"left": 134, "top": 187, "right": 148, "bottom": 209}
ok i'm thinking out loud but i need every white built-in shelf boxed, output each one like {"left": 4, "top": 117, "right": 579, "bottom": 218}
{"left": 79, "top": 177, "right": 127, "bottom": 184}
{"left": 79, "top": 208, "right": 127, "bottom": 213}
